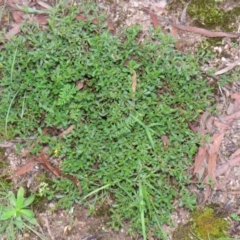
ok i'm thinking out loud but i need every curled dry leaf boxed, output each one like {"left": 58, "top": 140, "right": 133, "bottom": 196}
{"left": 76, "top": 81, "right": 84, "bottom": 90}
{"left": 38, "top": 152, "right": 61, "bottom": 177}
{"left": 161, "top": 135, "right": 169, "bottom": 150}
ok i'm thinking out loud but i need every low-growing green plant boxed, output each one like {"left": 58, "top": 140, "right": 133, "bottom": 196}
{"left": 230, "top": 213, "right": 240, "bottom": 222}
{"left": 0, "top": 1, "right": 215, "bottom": 238}
{"left": 0, "top": 187, "right": 46, "bottom": 240}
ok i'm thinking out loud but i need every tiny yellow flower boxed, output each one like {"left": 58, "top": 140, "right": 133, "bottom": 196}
{"left": 54, "top": 149, "right": 59, "bottom": 157}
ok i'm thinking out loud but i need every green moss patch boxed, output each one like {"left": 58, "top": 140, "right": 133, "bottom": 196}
{"left": 173, "top": 206, "right": 230, "bottom": 240}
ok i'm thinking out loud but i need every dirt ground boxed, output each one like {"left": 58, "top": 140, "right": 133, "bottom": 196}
{"left": 1, "top": 0, "right": 240, "bottom": 239}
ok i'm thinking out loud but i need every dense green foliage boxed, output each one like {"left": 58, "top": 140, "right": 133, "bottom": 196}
{"left": 0, "top": 3, "right": 213, "bottom": 238}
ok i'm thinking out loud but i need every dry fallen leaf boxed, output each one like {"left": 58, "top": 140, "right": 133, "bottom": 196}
{"left": 38, "top": 152, "right": 61, "bottom": 177}
{"left": 149, "top": 11, "right": 160, "bottom": 30}
{"left": 171, "top": 23, "right": 240, "bottom": 38}
{"left": 193, "top": 145, "right": 208, "bottom": 175}
{"left": 225, "top": 110, "right": 240, "bottom": 122}
{"left": 231, "top": 92, "right": 240, "bottom": 113}
{"left": 132, "top": 70, "right": 137, "bottom": 93}
{"left": 12, "top": 11, "right": 24, "bottom": 23}
{"left": 7, "top": 160, "right": 37, "bottom": 179}
{"left": 207, "top": 121, "right": 229, "bottom": 178}
{"left": 6, "top": 23, "right": 22, "bottom": 38}
{"left": 37, "top": 0, "right": 52, "bottom": 10}
{"left": 76, "top": 81, "right": 84, "bottom": 90}
{"left": 32, "top": 15, "right": 48, "bottom": 25}
{"left": 215, "top": 59, "right": 240, "bottom": 76}
{"left": 107, "top": 21, "right": 115, "bottom": 32}
{"left": 161, "top": 135, "right": 169, "bottom": 150}
{"left": 59, "top": 125, "right": 75, "bottom": 139}
{"left": 215, "top": 154, "right": 240, "bottom": 177}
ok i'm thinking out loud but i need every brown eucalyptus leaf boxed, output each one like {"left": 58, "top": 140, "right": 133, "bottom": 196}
{"left": 12, "top": 11, "right": 24, "bottom": 23}
{"left": 193, "top": 144, "right": 208, "bottom": 175}
{"left": 7, "top": 160, "right": 37, "bottom": 179}
{"left": 149, "top": 12, "right": 160, "bottom": 29}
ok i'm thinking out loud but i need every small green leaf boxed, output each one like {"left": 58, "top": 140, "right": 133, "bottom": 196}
{"left": 0, "top": 209, "right": 16, "bottom": 220}
{"left": 20, "top": 209, "right": 35, "bottom": 218}
{"left": 0, "top": 219, "right": 10, "bottom": 233}
{"left": 14, "top": 216, "right": 24, "bottom": 229}
{"left": 8, "top": 191, "right": 16, "bottom": 207}
{"left": 16, "top": 187, "right": 25, "bottom": 209}
{"left": 23, "top": 215, "right": 37, "bottom": 225}
{"left": 23, "top": 195, "right": 35, "bottom": 208}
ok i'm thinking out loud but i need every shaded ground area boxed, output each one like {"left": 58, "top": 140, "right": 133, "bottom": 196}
{"left": 0, "top": 0, "right": 240, "bottom": 239}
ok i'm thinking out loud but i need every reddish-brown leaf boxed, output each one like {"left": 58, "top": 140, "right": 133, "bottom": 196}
{"left": 201, "top": 185, "right": 211, "bottom": 205}
{"left": 215, "top": 149, "right": 240, "bottom": 177}
{"left": 207, "top": 129, "right": 226, "bottom": 181}
{"left": 12, "top": 11, "right": 24, "bottom": 23}
{"left": 7, "top": 160, "right": 37, "bottom": 179}
{"left": 76, "top": 14, "right": 88, "bottom": 21}
{"left": 188, "top": 122, "right": 199, "bottom": 133}
{"left": 107, "top": 21, "right": 115, "bottom": 32}
{"left": 170, "top": 17, "right": 178, "bottom": 39}
{"left": 230, "top": 148, "right": 240, "bottom": 159}
{"left": 62, "top": 174, "right": 81, "bottom": 190}
{"left": 38, "top": 152, "right": 61, "bottom": 176}
{"left": 231, "top": 92, "right": 240, "bottom": 113}
{"left": 6, "top": 23, "right": 22, "bottom": 38}
{"left": 149, "top": 12, "right": 160, "bottom": 30}
{"left": 171, "top": 23, "right": 240, "bottom": 38}
{"left": 231, "top": 92, "right": 240, "bottom": 100}
{"left": 76, "top": 81, "right": 84, "bottom": 90}
{"left": 161, "top": 135, "right": 169, "bottom": 150}
{"left": 193, "top": 144, "right": 208, "bottom": 175}
{"left": 32, "top": 15, "right": 48, "bottom": 25}
{"left": 225, "top": 110, "right": 240, "bottom": 122}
